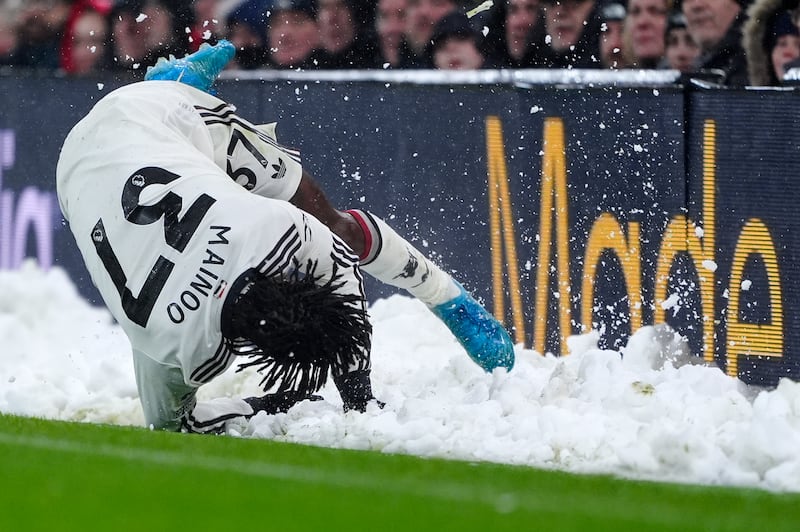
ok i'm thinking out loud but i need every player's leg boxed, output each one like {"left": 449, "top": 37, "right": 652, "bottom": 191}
{"left": 291, "top": 173, "right": 515, "bottom": 372}
{"left": 348, "top": 209, "right": 515, "bottom": 372}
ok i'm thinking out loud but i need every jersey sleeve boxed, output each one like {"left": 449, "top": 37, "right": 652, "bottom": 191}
{"left": 194, "top": 102, "right": 303, "bottom": 201}
{"left": 132, "top": 348, "right": 253, "bottom": 433}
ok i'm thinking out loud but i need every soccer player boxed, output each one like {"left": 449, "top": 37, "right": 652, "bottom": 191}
{"left": 56, "top": 40, "right": 514, "bottom": 432}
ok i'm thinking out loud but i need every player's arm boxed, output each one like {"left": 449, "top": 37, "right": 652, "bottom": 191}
{"left": 332, "top": 369, "right": 380, "bottom": 412}
{"left": 291, "top": 211, "right": 378, "bottom": 411}
{"left": 132, "top": 349, "right": 252, "bottom": 433}
{"left": 133, "top": 350, "right": 199, "bottom": 431}
{"left": 133, "top": 349, "right": 328, "bottom": 432}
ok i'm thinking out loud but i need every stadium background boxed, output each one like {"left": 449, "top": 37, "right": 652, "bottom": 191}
{"left": 0, "top": 71, "right": 795, "bottom": 386}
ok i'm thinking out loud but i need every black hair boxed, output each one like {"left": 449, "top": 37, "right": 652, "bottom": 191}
{"left": 223, "top": 261, "right": 372, "bottom": 396}
{"left": 666, "top": 10, "right": 688, "bottom": 34}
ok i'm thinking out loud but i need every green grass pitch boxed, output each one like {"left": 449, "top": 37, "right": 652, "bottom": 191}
{"left": 1, "top": 413, "right": 798, "bottom": 531}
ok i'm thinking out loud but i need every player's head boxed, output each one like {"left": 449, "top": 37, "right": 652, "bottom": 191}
{"left": 222, "top": 261, "right": 372, "bottom": 395}
{"left": 145, "top": 40, "right": 236, "bottom": 94}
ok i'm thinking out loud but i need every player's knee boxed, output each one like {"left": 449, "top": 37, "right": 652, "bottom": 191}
{"left": 329, "top": 211, "right": 367, "bottom": 259}
{"left": 344, "top": 209, "right": 382, "bottom": 263}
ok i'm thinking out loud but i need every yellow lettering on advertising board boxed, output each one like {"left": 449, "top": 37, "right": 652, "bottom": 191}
{"left": 726, "top": 219, "right": 784, "bottom": 376}
{"left": 485, "top": 116, "right": 525, "bottom": 344}
{"left": 534, "top": 118, "right": 572, "bottom": 354}
{"left": 582, "top": 214, "right": 642, "bottom": 334}
{"left": 653, "top": 120, "right": 717, "bottom": 362}
{"left": 484, "top": 115, "right": 785, "bottom": 374}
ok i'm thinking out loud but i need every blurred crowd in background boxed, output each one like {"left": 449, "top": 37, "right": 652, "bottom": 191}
{"left": 0, "top": 0, "right": 798, "bottom": 86}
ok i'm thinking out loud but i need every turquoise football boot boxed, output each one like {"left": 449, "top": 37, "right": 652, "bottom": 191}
{"left": 431, "top": 282, "right": 515, "bottom": 372}
{"left": 145, "top": 40, "right": 236, "bottom": 94}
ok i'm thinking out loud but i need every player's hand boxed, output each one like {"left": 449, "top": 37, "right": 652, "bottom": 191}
{"left": 334, "top": 369, "right": 381, "bottom": 412}
{"left": 244, "top": 391, "right": 322, "bottom": 415}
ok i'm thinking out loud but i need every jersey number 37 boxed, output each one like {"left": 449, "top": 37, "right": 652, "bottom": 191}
{"left": 90, "top": 167, "right": 215, "bottom": 328}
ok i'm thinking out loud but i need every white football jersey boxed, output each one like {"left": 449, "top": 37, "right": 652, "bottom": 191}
{"left": 56, "top": 81, "right": 365, "bottom": 432}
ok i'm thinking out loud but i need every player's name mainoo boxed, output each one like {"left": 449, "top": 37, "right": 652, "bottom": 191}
{"left": 165, "top": 224, "right": 231, "bottom": 324}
